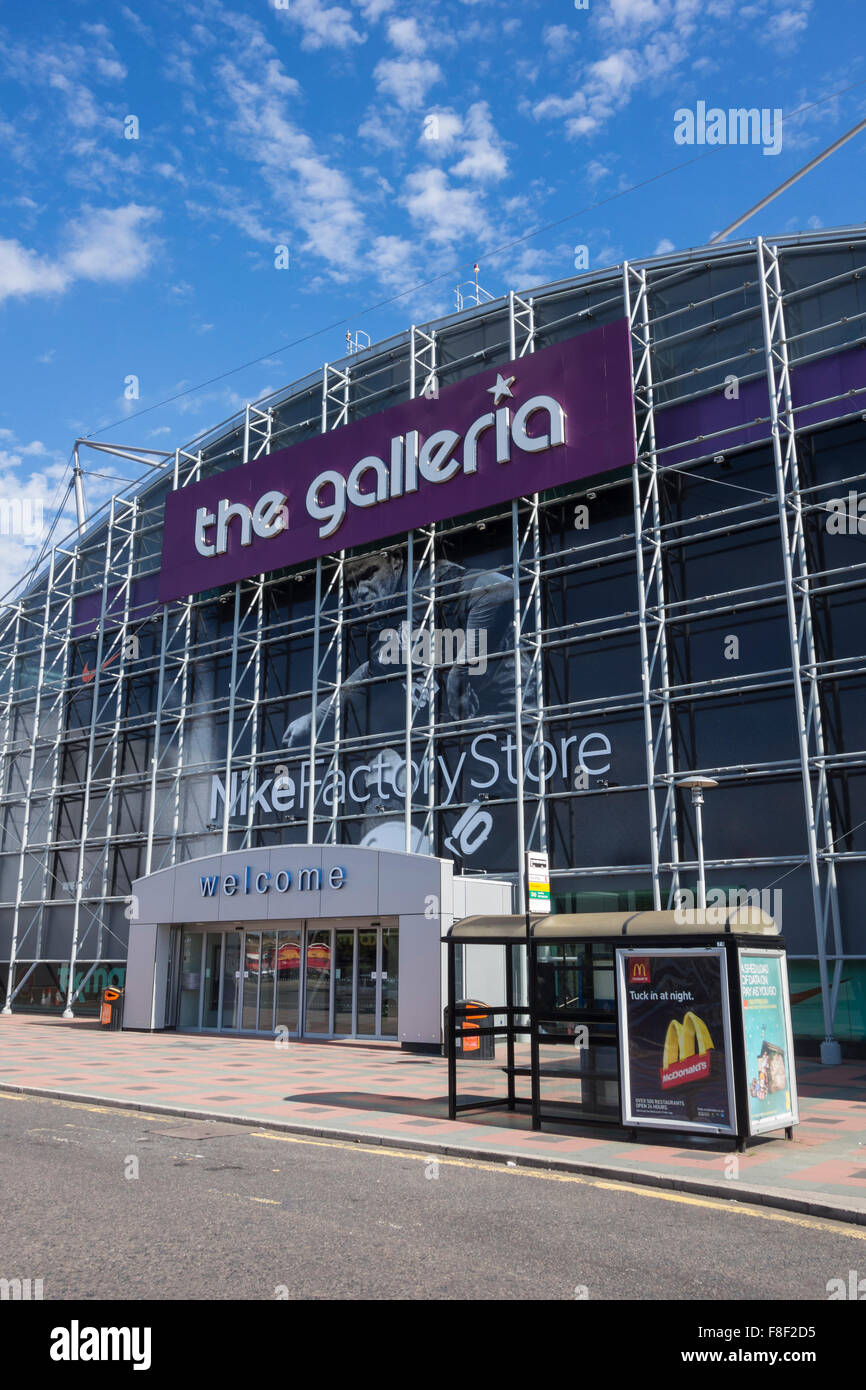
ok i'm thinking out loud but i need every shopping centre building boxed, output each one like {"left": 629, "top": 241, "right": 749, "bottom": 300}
{"left": 1, "top": 228, "right": 864, "bottom": 1051}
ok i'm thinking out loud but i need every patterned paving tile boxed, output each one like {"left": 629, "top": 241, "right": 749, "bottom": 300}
{"left": 2, "top": 1012, "right": 866, "bottom": 1210}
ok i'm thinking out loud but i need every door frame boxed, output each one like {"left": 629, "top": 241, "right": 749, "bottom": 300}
{"left": 173, "top": 920, "right": 390, "bottom": 1039}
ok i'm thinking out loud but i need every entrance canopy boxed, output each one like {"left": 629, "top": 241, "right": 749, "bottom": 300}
{"left": 125, "top": 843, "right": 511, "bottom": 1043}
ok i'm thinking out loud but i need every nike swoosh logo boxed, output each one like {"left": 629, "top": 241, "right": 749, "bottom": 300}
{"left": 82, "top": 650, "right": 121, "bottom": 685}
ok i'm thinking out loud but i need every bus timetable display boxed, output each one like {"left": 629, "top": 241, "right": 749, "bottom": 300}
{"left": 617, "top": 948, "right": 737, "bottom": 1135}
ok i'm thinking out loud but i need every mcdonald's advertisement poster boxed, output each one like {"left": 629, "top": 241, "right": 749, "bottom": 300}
{"left": 617, "top": 949, "right": 736, "bottom": 1133}
{"left": 739, "top": 950, "right": 799, "bottom": 1136}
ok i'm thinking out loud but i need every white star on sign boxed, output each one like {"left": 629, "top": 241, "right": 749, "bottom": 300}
{"left": 487, "top": 373, "right": 516, "bottom": 405}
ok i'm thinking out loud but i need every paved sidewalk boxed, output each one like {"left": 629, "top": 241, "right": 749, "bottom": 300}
{"left": 2, "top": 1014, "right": 865, "bottom": 1224}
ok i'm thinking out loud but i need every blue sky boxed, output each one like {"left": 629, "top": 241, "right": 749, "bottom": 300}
{"left": 1, "top": 0, "right": 864, "bottom": 594}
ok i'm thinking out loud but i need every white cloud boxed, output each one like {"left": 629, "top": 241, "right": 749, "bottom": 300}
{"left": 402, "top": 167, "right": 491, "bottom": 245}
{"left": 586, "top": 159, "right": 611, "bottom": 184}
{"left": 218, "top": 59, "right": 365, "bottom": 274}
{"left": 418, "top": 109, "right": 464, "bottom": 150}
{"left": 186, "top": 196, "right": 275, "bottom": 244}
{"left": 353, "top": 0, "right": 394, "bottom": 17}
{"left": 534, "top": 47, "right": 642, "bottom": 138}
{"left": 120, "top": 6, "right": 153, "bottom": 40}
{"left": 374, "top": 57, "right": 442, "bottom": 110}
{"left": 366, "top": 233, "right": 423, "bottom": 293}
{"left": 276, "top": 0, "right": 365, "bottom": 50}
{"left": 64, "top": 205, "right": 161, "bottom": 284}
{"left": 357, "top": 109, "right": 405, "bottom": 149}
{"left": 0, "top": 204, "right": 160, "bottom": 305}
{"left": 654, "top": 236, "right": 676, "bottom": 254}
{"left": 543, "top": 23, "right": 580, "bottom": 50}
{"left": 761, "top": 1, "right": 812, "bottom": 44}
{"left": 600, "top": 0, "right": 665, "bottom": 26}
{"left": 0, "top": 240, "right": 68, "bottom": 303}
{"left": 450, "top": 102, "right": 508, "bottom": 182}
{"left": 386, "top": 17, "right": 426, "bottom": 54}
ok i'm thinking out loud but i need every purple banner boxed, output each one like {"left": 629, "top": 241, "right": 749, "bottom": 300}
{"left": 72, "top": 573, "right": 161, "bottom": 639}
{"left": 158, "top": 319, "right": 635, "bottom": 602}
{"left": 655, "top": 342, "right": 866, "bottom": 467}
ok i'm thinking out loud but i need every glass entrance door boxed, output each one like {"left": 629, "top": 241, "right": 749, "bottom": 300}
{"left": 303, "top": 928, "right": 333, "bottom": 1034}
{"left": 334, "top": 931, "right": 355, "bottom": 1034}
{"left": 356, "top": 929, "right": 378, "bottom": 1036}
{"left": 275, "top": 930, "right": 301, "bottom": 1035}
{"left": 175, "top": 923, "right": 397, "bottom": 1039}
{"left": 298, "top": 924, "right": 394, "bottom": 1039}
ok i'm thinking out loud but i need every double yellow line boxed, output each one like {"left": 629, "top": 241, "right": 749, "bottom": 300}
{"left": 250, "top": 1129, "right": 866, "bottom": 1240}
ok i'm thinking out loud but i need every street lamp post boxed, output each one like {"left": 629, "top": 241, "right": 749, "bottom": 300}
{"left": 677, "top": 777, "right": 719, "bottom": 911}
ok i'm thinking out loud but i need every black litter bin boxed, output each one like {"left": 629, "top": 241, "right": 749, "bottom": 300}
{"left": 446, "top": 999, "right": 495, "bottom": 1059}
{"left": 99, "top": 987, "right": 124, "bottom": 1031}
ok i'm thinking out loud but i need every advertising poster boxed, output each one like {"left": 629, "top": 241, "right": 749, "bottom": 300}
{"left": 617, "top": 948, "right": 736, "bottom": 1134}
{"left": 739, "top": 950, "right": 799, "bottom": 1135}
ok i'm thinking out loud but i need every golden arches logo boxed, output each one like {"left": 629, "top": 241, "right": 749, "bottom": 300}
{"left": 662, "top": 1011, "right": 714, "bottom": 1068}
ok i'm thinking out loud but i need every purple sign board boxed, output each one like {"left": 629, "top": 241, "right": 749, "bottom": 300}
{"left": 158, "top": 319, "right": 635, "bottom": 602}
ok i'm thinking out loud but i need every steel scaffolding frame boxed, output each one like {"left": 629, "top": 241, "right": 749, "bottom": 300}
{"left": 508, "top": 290, "right": 548, "bottom": 909}
{"left": 405, "top": 324, "right": 439, "bottom": 854}
{"left": 306, "top": 363, "right": 349, "bottom": 845}
{"left": 1, "top": 230, "right": 864, "bottom": 1041}
{"left": 63, "top": 495, "right": 138, "bottom": 1012}
{"left": 623, "top": 261, "right": 681, "bottom": 910}
{"left": 6, "top": 548, "right": 79, "bottom": 995}
{"left": 757, "top": 236, "right": 843, "bottom": 1054}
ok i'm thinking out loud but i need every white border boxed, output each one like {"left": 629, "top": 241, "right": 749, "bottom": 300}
{"left": 738, "top": 947, "right": 800, "bottom": 1136}
{"left": 616, "top": 947, "right": 737, "bottom": 1135}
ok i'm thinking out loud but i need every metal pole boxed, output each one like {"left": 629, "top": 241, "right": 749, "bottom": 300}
{"left": 756, "top": 236, "right": 841, "bottom": 1063}
{"left": 624, "top": 263, "right": 664, "bottom": 910}
{"left": 404, "top": 532, "right": 414, "bottom": 853}
{"left": 711, "top": 116, "right": 866, "bottom": 244}
{"left": 694, "top": 791, "right": 707, "bottom": 911}
{"left": 220, "top": 583, "right": 241, "bottom": 854}
{"left": 64, "top": 500, "right": 115, "bottom": 1016}
{"left": 2, "top": 566, "right": 48, "bottom": 1012}
{"left": 307, "top": 559, "right": 322, "bottom": 845}
{"left": 511, "top": 500, "right": 527, "bottom": 915}
{"left": 72, "top": 444, "right": 87, "bottom": 533}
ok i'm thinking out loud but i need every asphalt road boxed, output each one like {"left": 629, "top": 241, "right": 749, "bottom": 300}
{"left": 1, "top": 1091, "right": 863, "bottom": 1301}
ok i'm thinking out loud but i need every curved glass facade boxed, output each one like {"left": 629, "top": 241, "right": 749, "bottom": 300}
{"left": 1, "top": 229, "right": 865, "bottom": 1042}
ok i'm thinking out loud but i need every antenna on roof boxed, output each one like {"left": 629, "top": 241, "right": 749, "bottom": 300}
{"left": 345, "top": 329, "right": 371, "bottom": 355}
{"left": 454, "top": 262, "right": 494, "bottom": 312}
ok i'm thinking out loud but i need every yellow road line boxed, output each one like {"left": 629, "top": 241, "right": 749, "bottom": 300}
{"left": 4, "top": 1091, "right": 862, "bottom": 1240}
{"left": 249, "top": 1130, "right": 866, "bottom": 1240}
{"left": 0, "top": 1091, "right": 176, "bottom": 1123}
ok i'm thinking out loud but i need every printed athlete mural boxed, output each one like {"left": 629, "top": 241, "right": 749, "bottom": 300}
{"left": 281, "top": 546, "right": 536, "bottom": 859}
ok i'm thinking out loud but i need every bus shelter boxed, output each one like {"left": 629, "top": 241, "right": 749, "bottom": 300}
{"left": 444, "top": 909, "right": 799, "bottom": 1149}
{"left": 443, "top": 917, "right": 530, "bottom": 1121}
